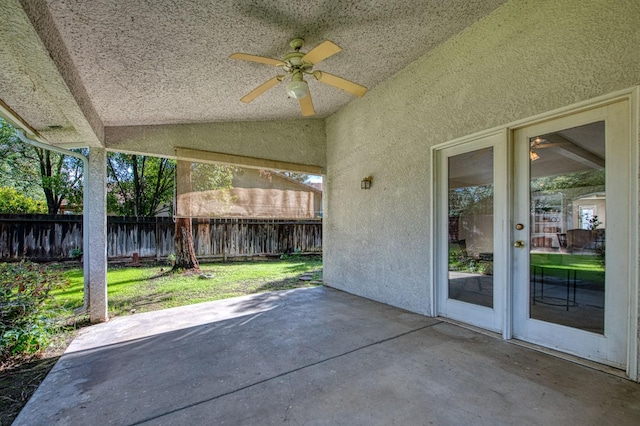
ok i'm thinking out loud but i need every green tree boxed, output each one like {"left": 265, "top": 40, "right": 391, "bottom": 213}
{"left": 531, "top": 169, "right": 605, "bottom": 211}
{"left": 191, "top": 163, "right": 236, "bottom": 192}
{"left": 172, "top": 163, "right": 238, "bottom": 270}
{"left": 449, "top": 185, "right": 494, "bottom": 217}
{"left": 531, "top": 170, "right": 604, "bottom": 193}
{"left": 107, "top": 153, "right": 175, "bottom": 216}
{"left": 260, "top": 170, "right": 312, "bottom": 184}
{"left": 0, "top": 187, "right": 47, "bottom": 214}
{"left": 0, "top": 120, "right": 31, "bottom": 196}
{"left": 279, "top": 171, "right": 310, "bottom": 183}
{"left": 0, "top": 118, "right": 84, "bottom": 214}
{"left": 189, "top": 163, "right": 238, "bottom": 216}
{"left": 35, "top": 148, "right": 84, "bottom": 215}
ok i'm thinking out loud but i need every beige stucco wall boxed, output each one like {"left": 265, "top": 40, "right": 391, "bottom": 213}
{"left": 2, "top": 0, "right": 102, "bottom": 146}
{"left": 324, "top": 0, "right": 640, "bottom": 315}
{"left": 104, "top": 119, "right": 326, "bottom": 170}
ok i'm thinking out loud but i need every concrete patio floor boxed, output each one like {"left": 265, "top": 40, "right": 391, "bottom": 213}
{"left": 14, "top": 286, "right": 640, "bottom": 425}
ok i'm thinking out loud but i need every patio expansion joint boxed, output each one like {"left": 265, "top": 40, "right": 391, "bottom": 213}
{"left": 129, "top": 320, "right": 443, "bottom": 425}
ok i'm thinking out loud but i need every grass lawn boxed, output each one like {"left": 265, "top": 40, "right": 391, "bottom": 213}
{"left": 530, "top": 253, "right": 604, "bottom": 283}
{"left": 449, "top": 249, "right": 604, "bottom": 284}
{"left": 1, "top": 257, "right": 322, "bottom": 425}
{"left": 53, "top": 257, "right": 323, "bottom": 319}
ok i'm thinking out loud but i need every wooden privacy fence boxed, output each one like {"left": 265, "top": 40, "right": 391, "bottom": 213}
{"left": 0, "top": 215, "right": 322, "bottom": 262}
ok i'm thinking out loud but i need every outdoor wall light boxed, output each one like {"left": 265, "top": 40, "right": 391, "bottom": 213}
{"left": 361, "top": 176, "right": 373, "bottom": 189}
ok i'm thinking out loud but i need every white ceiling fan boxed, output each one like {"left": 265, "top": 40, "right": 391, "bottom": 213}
{"left": 230, "top": 38, "right": 367, "bottom": 117}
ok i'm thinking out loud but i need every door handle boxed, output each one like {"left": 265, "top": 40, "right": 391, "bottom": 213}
{"left": 513, "top": 240, "right": 525, "bottom": 248}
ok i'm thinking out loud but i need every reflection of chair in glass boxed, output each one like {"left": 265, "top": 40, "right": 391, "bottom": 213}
{"left": 566, "top": 229, "right": 602, "bottom": 253}
{"left": 449, "top": 240, "right": 469, "bottom": 259}
{"left": 593, "top": 228, "right": 605, "bottom": 249}
{"left": 454, "top": 239, "right": 467, "bottom": 258}
{"left": 557, "top": 233, "right": 567, "bottom": 252}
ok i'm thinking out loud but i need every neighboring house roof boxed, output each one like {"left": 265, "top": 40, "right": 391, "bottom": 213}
{"left": 265, "top": 171, "right": 322, "bottom": 193}
{"left": 306, "top": 182, "right": 323, "bottom": 192}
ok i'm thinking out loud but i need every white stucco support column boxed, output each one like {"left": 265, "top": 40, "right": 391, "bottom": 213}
{"left": 86, "top": 147, "right": 108, "bottom": 323}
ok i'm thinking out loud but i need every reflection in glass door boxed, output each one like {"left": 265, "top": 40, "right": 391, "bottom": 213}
{"left": 436, "top": 131, "right": 506, "bottom": 333}
{"left": 528, "top": 122, "right": 605, "bottom": 334}
{"left": 437, "top": 99, "right": 631, "bottom": 369}
{"left": 448, "top": 148, "right": 494, "bottom": 308}
{"left": 513, "top": 99, "right": 630, "bottom": 368}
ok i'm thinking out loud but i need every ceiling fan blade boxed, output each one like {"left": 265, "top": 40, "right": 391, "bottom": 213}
{"left": 299, "top": 93, "right": 315, "bottom": 117}
{"left": 302, "top": 40, "right": 342, "bottom": 65}
{"left": 240, "top": 76, "right": 285, "bottom": 103}
{"left": 313, "top": 71, "right": 367, "bottom": 97}
{"left": 230, "top": 53, "right": 285, "bottom": 67}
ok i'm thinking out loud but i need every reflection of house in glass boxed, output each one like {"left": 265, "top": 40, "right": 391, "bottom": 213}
{"left": 530, "top": 122, "right": 605, "bottom": 254}
{"left": 447, "top": 147, "right": 495, "bottom": 309}
{"left": 447, "top": 147, "right": 494, "bottom": 263}
{"left": 528, "top": 122, "right": 606, "bottom": 334}
{"left": 532, "top": 190, "right": 605, "bottom": 253}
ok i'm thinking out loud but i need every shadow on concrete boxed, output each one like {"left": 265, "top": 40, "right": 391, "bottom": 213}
{"left": 14, "top": 287, "right": 640, "bottom": 425}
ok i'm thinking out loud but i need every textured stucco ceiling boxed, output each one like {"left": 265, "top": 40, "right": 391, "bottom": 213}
{"left": 1, "top": 0, "right": 508, "bottom": 144}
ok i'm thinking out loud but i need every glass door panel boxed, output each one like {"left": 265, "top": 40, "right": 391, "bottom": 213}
{"left": 436, "top": 131, "right": 506, "bottom": 333}
{"left": 448, "top": 147, "right": 494, "bottom": 308}
{"left": 513, "top": 99, "right": 630, "bottom": 369}
{"left": 528, "top": 122, "right": 605, "bottom": 334}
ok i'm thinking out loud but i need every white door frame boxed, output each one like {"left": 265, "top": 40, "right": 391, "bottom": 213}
{"left": 431, "top": 87, "right": 639, "bottom": 380}
{"left": 512, "top": 100, "right": 630, "bottom": 368}
{"left": 433, "top": 129, "right": 509, "bottom": 334}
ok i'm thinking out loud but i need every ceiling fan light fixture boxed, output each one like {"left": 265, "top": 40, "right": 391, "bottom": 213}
{"left": 230, "top": 38, "right": 367, "bottom": 116}
{"left": 285, "top": 79, "right": 309, "bottom": 99}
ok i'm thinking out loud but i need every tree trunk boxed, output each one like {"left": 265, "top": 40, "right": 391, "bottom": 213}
{"left": 173, "top": 159, "right": 198, "bottom": 270}
{"left": 173, "top": 217, "right": 199, "bottom": 270}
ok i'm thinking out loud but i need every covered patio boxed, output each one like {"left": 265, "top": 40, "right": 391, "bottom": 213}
{"left": 13, "top": 287, "right": 640, "bottom": 425}
{"left": 3, "top": 0, "right": 640, "bottom": 413}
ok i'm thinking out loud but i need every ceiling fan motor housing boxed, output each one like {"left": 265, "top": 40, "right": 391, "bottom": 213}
{"left": 284, "top": 51, "right": 310, "bottom": 70}
{"left": 289, "top": 38, "right": 304, "bottom": 50}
